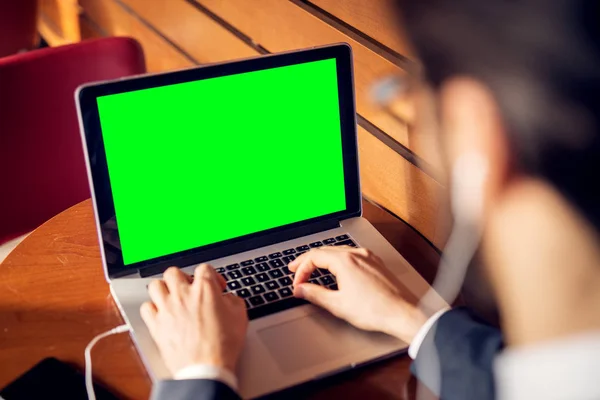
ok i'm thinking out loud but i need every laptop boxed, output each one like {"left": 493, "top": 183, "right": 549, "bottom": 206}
{"left": 76, "top": 43, "right": 447, "bottom": 398}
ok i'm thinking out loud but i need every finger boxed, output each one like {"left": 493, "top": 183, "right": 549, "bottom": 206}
{"left": 313, "top": 247, "right": 392, "bottom": 286}
{"left": 162, "top": 266, "right": 190, "bottom": 294}
{"left": 140, "top": 301, "right": 158, "bottom": 331}
{"left": 215, "top": 270, "right": 227, "bottom": 291}
{"left": 289, "top": 247, "right": 348, "bottom": 273}
{"left": 224, "top": 292, "right": 245, "bottom": 307}
{"left": 224, "top": 294, "right": 249, "bottom": 327}
{"left": 292, "top": 257, "right": 319, "bottom": 287}
{"left": 294, "top": 283, "right": 337, "bottom": 311}
{"left": 290, "top": 248, "right": 345, "bottom": 286}
{"left": 316, "top": 245, "right": 355, "bottom": 252}
{"left": 147, "top": 279, "right": 169, "bottom": 307}
{"left": 193, "top": 264, "right": 221, "bottom": 294}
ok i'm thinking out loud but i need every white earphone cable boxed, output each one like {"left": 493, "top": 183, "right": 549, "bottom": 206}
{"left": 84, "top": 324, "right": 130, "bottom": 400}
{"left": 416, "top": 153, "right": 488, "bottom": 399}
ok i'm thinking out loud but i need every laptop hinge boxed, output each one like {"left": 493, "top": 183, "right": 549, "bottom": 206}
{"left": 137, "top": 218, "right": 341, "bottom": 278}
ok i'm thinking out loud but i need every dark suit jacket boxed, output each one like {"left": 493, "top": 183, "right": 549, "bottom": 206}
{"left": 151, "top": 308, "right": 502, "bottom": 400}
{"left": 412, "top": 307, "right": 503, "bottom": 400}
{"left": 151, "top": 379, "right": 241, "bottom": 400}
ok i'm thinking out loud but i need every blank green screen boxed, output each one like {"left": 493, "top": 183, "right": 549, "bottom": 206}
{"left": 97, "top": 58, "right": 346, "bottom": 265}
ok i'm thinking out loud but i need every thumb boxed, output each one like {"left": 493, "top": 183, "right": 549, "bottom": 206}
{"left": 295, "top": 283, "right": 337, "bottom": 310}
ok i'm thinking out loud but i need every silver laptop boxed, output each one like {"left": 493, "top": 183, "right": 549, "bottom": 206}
{"left": 76, "top": 44, "right": 446, "bottom": 398}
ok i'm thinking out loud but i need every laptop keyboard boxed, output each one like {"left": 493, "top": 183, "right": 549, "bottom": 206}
{"left": 215, "top": 234, "right": 357, "bottom": 320}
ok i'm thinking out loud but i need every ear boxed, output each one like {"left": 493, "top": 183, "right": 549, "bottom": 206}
{"left": 438, "top": 77, "right": 511, "bottom": 220}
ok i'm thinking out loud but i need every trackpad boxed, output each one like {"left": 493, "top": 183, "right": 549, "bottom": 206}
{"left": 258, "top": 311, "right": 366, "bottom": 374}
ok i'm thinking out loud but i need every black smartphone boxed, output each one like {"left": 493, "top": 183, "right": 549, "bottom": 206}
{"left": 1, "top": 358, "right": 119, "bottom": 400}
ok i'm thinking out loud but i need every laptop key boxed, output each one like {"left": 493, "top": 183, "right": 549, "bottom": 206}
{"left": 282, "top": 255, "right": 295, "bottom": 264}
{"left": 251, "top": 284, "right": 266, "bottom": 295}
{"left": 320, "top": 275, "right": 334, "bottom": 286}
{"left": 255, "top": 262, "right": 270, "bottom": 272}
{"left": 215, "top": 267, "right": 226, "bottom": 273}
{"left": 220, "top": 273, "right": 230, "bottom": 282}
{"left": 256, "top": 273, "right": 269, "bottom": 283}
{"left": 310, "top": 270, "right": 321, "bottom": 278}
{"left": 264, "top": 292, "right": 279, "bottom": 303}
{"left": 266, "top": 281, "right": 280, "bottom": 291}
{"left": 309, "top": 241, "right": 323, "bottom": 248}
{"left": 296, "top": 251, "right": 306, "bottom": 257}
{"left": 328, "top": 283, "right": 338, "bottom": 291}
{"left": 254, "top": 256, "right": 268, "bottom": 262}
{"left": 228, "top": 270, "right": 242, "bottom": 280}
{"left": 282, "top": 266, "right": 293, "bottom": 275}
{"left": 323, "top": 238, "right": 336, "bottom": 245}
{"left": 296, "top": 245, "right": 310, "bottom": 252}
{"left": 240, "top": 259, "right": 254, "bottom": 266}
{"left": 269, "top": 259, "right": 284, "bottom": 268}
{"left": 278, "top": 277, "right": 293, "bottom": 287}
{"left": 269, "top": 269, "right": 284, "bottom": 279}
{"left": 278, "top": 287, "right": 293, "bottom": 298}
{"left": 245, "top": 300, "right": 251, "bottom": 309}
{"left": 241, "top": 277, "right": 256, "bottom": 287}
{"left": 226, "top": 263, "right": 240, "bottom": 270}
{"left": 309, "top": 279, "right": 319, "bottom": 285}
{"left": 227, "top": 281, "right": 242, "bottom": 291}
{"left": 335, "top": 234, "right": 349, "bottom": 241}
{"left": 268, "top": 252, "right": 282, "bottom": 259}
{"left": 242, "top": 266, "right": 257, "bottom": 276}
{"left": 237, "top": 288, "right": 251, "bottom": 298}
{"left": 249, "top": 295, "right": 265, "bottom": 307}
{"left": 282, "top": 248, "right": 296, "bottom": 255}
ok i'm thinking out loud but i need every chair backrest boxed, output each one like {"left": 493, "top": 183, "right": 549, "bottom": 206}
{"left": 0, "top": 0, "right": 38, "bottom": 57}
{"left": 0, "top": 37, "right": 146, "bottom": 243}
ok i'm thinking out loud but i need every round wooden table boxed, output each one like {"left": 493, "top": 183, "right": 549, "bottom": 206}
{"left": 0, "top": 199, "right": 439, "bottom": 399}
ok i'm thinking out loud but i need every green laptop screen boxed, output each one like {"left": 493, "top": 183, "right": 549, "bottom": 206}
{"left": 97, "top": 58, "right": 347, "bottom": 265}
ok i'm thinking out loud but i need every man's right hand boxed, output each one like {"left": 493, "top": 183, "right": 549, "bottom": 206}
{"left": 289, "top": 246, "right": 428, "bottom": 344}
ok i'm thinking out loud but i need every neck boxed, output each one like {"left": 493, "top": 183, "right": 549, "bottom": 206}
{"left": 484, "top": 177, "right": 600, "bottom": 347}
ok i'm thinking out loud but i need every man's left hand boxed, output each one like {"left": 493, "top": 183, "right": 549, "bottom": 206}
{"left": 140, "top": 264, "right": 248, "bottom": 375}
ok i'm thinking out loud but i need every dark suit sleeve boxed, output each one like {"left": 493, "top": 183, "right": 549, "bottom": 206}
{"left": 411, "top": 307, "right": 503, "bottom": 400}
{"left": 150, "top": 379, "right": 241, "bottom": 400}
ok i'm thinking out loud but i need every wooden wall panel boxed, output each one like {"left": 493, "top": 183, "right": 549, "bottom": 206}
{"left": 194, "top": 0, "right": 417, "bottom": 157}
{"left": 358, "top": 126, "right": 446, "bottom": 248}
{"left": 79, "top": 14, "right": 104, "bottom": 40}
{"left": 39, "top": 0, "right": 65, "bottom": 34}
{"left": 38, "top": 0, "right": 80, "bottom": 46}
{"left": 309, "top": 0, "right": 414, "bottom": 58}
{"left": 80, "top": 0, "right": 194, "bottom": 72}
{"left": 118, "top": 0, "right": 259, "bottom": 64}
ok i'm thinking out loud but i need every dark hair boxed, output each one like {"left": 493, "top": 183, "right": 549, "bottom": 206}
{"left": 397, "top": 0, "right": 600, "bottom": 232}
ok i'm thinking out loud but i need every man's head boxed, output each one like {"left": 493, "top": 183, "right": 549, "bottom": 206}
{"left": 396, "top": 0, "right": 600, "bottom": 233}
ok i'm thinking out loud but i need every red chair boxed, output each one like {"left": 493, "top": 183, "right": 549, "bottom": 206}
{"left": 0, "top": 37, "right": 146, "bottom": 245}
{"left": 0, "top": 0, "right": 38, "bottom": 57}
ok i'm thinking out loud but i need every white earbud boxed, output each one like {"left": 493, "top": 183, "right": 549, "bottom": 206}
{"left": 419, "top": 152, "right": 489, "bottom": 312}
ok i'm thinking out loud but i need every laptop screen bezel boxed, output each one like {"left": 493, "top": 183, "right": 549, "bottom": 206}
{"left": 77, "top": 44, "right": 360, "bottom": 278}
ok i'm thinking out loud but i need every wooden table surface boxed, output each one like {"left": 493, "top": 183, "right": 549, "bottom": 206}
{"left": 0, "top": 199, "right": 439, "bottom": 399}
